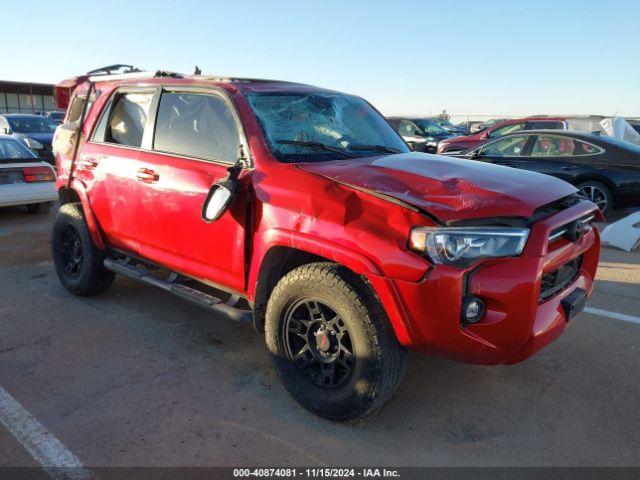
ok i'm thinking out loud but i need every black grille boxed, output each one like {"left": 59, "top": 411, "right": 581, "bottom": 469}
{"left": 539, "top": 256, "right": 582, "bottom": 302}
{"left": 532, "top": 194, "right": 582, "bottom": 221}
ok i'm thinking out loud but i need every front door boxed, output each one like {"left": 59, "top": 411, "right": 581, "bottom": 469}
{"left": 135, "top": 89, "right": 248, "bottom": 293}
{"left": 476, "top": 134, "right": 533, "bottom": 169}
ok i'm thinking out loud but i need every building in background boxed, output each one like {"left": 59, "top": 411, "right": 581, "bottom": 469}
{"left": 0, "top": 80, "right": 55, "bottom": 114}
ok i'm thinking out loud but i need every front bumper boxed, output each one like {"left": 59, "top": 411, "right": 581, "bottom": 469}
{"left": 380, "top": 200, "right": 600, "bottom": 365}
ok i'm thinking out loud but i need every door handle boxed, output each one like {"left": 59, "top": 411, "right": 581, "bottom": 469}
{"left": 136, "top": 168, "right": 159, "bottom": 183}
{"left": 77, "top": 156, "right": 99, "bottom": 169}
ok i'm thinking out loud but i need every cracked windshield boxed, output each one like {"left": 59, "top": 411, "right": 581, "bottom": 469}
{"left": 246, "top": 92, "right": 409, "bottom": 162}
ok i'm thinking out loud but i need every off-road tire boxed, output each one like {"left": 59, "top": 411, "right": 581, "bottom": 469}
{"left": 52, "top": 203, "right": 115, "bottom": 296}
{"left": 27, "top": 202, "right": 52, "bottom": 214}
{"left": 577, "top": 180, "right": 614, "bottom": 217}
{"left": 265, "top": 262, "right": 407, "bottom": 422}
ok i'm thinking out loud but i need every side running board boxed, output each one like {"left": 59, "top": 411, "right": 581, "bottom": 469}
{"left": 103, "top": 257, "right": 252, "bottom": 324}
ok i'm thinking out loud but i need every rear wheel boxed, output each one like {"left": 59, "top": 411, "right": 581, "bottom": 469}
{"left": 577, "top": 181, "right": 614, "bottom": 217}
{"left": 265, "top": 263, "right": 407, "bottom": 422}
{"left": 52, "top": 203, "right": 114, "bottom": 296}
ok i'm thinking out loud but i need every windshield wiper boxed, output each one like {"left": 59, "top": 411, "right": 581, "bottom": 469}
{"left": 275, "top": 140, "right": 356, "bottom": 158}
{"left": 348, "top": 144, "right": 402, "bottom": 154}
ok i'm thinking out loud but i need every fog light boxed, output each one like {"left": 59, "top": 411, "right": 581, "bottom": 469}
{"left": 462, "top": 295, "right": 484, "bottom": 324}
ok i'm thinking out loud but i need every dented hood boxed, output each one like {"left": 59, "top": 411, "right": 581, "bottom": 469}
{"left": 298, "top": 152, "right": 578, "bottom": 223}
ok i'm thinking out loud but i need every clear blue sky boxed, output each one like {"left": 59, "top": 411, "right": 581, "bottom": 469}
{"left": 4, "top": 0, "right": 638, "bottom": 117}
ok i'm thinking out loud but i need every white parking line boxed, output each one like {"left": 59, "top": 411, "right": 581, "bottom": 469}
{"left": 584, "top": 307, "right": 640, "bottom": 326}
{"left": 0, "top": 385, "right": 92, "bottom": 480}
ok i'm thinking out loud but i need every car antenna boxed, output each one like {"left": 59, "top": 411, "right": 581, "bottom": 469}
{"left": 194, "top": 65, "right": 202, "bottom": 75}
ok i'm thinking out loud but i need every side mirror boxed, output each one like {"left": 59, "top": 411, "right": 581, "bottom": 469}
{"left": 23, "top": 137, "right": 44, "bottom": 151}
{"left": 202, "top": 174, "right": 238, "bottom": 223}
{"left": 413, "top": 130, "right": 424, "bottom": 137}
{"left": 2, "top": 127, "right": 11, "bottom": 135}
{"left": 480, "top": 132, "right": 489, "bottom": 140}
{"left": 469, "top": 150, "right": 481, "bottom": 159}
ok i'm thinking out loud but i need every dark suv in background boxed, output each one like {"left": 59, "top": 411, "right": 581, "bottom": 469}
{"left": 387, "top": 117, "right": 458, "bottom": 152}
{"left": 0, "top": 113, "right": 57, "bottom": 164}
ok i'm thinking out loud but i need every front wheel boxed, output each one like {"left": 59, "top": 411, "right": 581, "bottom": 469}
{"left": 265, "top": 263, "right": 407, "bottom": 422}
{"left": 577, "top": 180, "right": 614, "bottom": 217}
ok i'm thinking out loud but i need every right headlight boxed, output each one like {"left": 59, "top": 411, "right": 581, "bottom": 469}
{"left": 409, "top": 226, "right": 530, "bottom": 266}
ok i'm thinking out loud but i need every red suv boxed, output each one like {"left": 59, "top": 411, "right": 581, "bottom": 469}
{"left": 51, "top": 67, "right": 600, "bottom": 421}
{"left": 437, "top": 117, "right": 568, "bottom": 154}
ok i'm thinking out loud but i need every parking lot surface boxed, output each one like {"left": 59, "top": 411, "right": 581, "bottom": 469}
{"left": 1, "top": 206, "right": 639, "bottom": 468}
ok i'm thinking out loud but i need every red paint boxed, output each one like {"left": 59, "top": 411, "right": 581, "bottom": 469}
{"left": 437, "top": 116, "right": 569, "bottom": 153}
{"left": 55, "top": 75, "right": 600, "bottom": 365}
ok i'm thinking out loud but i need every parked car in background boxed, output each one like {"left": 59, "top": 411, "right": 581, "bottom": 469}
{"left": 44, "top": 111, "right": 66, "bottom": 124}
{"left": 458, "top": 120, "right": 486, "bottom": 134}
{"left": 51, "top": 67, "right": 600, "bottom": 421}
{"left": 0, "top": 135, "right": 56, "bottom": 213}
{"left": 437, "top": 116, "right": 568, "bottom": 153}
{"left": 452, "top": 130, "right": 640, "bottom": 216}
{"left": 387, "top": 116, "right": 456, "bottom": 152}
{"left": 432, "top": 117, "right": 466, "bottom": 135}
{"left": 627, "top": 118, "right": 640, "bottom": 135}
{"left": 0, "top": 114, "right": 57, "bottom": 164}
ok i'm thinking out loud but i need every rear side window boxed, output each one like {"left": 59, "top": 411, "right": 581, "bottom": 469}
{"left": 153, "top": 92, "right": 239, "bottom": 163}
{"left": 100, "top": 93, "right": 153, "bottom": 148}
{"left": 531, "top": 135, "right": 575, "bottom": 157}
{"left": 575, "top": 140, "right": 602, "bottom": 155}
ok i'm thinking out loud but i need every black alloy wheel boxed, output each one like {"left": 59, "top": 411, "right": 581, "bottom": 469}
{"left": 60, "top": 225, "right": 84, "bottom": 278}
{"left": 283, "top": 298, "right": 354, "bottom": 388}
{"left": 577, "top": 180, "right": 614, "bottom": 217}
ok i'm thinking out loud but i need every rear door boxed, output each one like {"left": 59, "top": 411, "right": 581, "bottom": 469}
{"left": 525, "top": 134, "right": 606, "bottom": 182}
{"left": 135, "top": 88, "right": 249, "bottom": 293}
{"left": 83, "top": 88, "right": 155, "bottom": 254}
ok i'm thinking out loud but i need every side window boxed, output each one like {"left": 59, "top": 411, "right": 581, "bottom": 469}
{"left": 526, "top": 121, "right": 564, "bottom": 130}
{"left": 153, "top": 92, "right": 240, "bottom": 163}
{"left": 102, "top": 93, "right": 153, "bottom": 148}
{"left": 574, "top": 140, "right": 602, "bottom": 156}
{"left": 398, "top": 120, "right": 420, "bottom": 137}
{"left": 531, "top": 135, "right": 575, "bottom": 157}
{"left": 481, "top": 135, "right": 529, "bottom": 157}
{"left": 488, "top": 123, "right": 525, "bottom": 138}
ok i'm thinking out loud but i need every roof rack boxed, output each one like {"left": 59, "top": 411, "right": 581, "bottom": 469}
{"left": 84, "top": 64, "right": 185, "bottom": 83}
{"left": 86, "top": 64, "right": 142, "bottom": 76}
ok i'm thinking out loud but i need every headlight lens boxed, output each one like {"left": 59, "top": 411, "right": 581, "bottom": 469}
{"left": 409, "top": 227, "right": 530, "bottom": 266}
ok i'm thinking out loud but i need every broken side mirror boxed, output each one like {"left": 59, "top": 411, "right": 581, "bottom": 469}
{"left": 202, "top": 167, "right": 241, "bottom": 223}
{"left": 202, "top": 180, "right": 236, "bottom": 223}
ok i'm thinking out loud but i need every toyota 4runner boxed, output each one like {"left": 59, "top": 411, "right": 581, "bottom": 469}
{"left": 51, "top": 66, "right": 601, "bottom": 422}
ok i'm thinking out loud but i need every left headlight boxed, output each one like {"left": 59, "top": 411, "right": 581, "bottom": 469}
{"left": 409, "top": 226, "right": 530, "bottom": 266}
